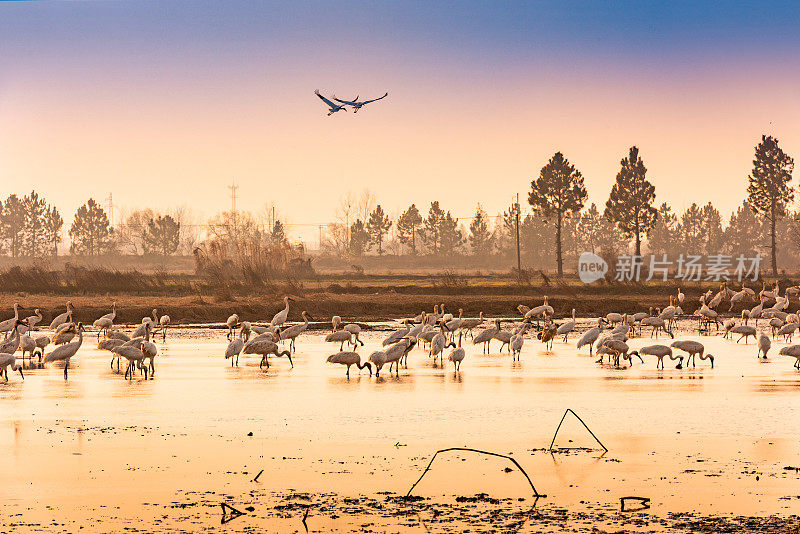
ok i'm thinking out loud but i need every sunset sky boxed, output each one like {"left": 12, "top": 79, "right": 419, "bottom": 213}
{"left": 1, "top": 1, "right": 798, "bottom": 246}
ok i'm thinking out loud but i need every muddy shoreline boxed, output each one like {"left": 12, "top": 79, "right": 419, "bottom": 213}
{"left": 0, "top": 285, "right": 764, "bottom": 325}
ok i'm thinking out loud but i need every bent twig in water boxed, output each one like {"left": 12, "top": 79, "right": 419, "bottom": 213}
{"left": 406, "top": 447, "right": 543, "bottom": 498}
{"left": 548, "top": 409, "right": 608, "bottom": 453}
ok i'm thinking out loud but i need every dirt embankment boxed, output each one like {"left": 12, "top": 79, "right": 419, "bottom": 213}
{"left": 0, "top": 285, "right": 750, "bottom": 326}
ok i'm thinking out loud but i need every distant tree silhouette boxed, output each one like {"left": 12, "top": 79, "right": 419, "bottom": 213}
{"left": 604, "top": 146, "right": 657, "bottom": 257}
{"left": 270, "top": 220, "right": 287, "bottom": 246}
{"left": 700, "top": 202, "right": 724, "bottom": 255}
{"left": 397, "top": 204, "right": 423, "bottom": 255}
{"left": 366, "top": 204, "right": 392, "bottom": 254}
{"left": 746, "top": 135, "right": 795, "bottom": 276}
{"left": 421, "top": 201, "right": 446, "bottom": 254}
{"left": 43, "top": 205, "right": 63, "bottom": 256}
{"left": 0, "top": 194, "right": 25, "bottom": 257}
{"left": 469, "top": 204, "right": 492, "bottom": 256}
{"left": 69, "top": 198, "right": 115, "bottom": 255}
{"left": 528, "top": 152, "right": 587, "bottom": 276}
{"left": 724, "top": 201, "right": 764, "bottom": 257}
{"left": 20, "top": 191, "right": 49, "bottom": 257}
{"left": 144, "top": 215, "right": 181, "bottom": 256}
{"left": 647, "top": 202, "right": 679, "bottom": 256}
{"left": 498, "top": 201, "right": 521, "bottom": 258}
{"left": 348, "top": 219, "right": 369, "bottom": 256}
{"left": 679, "top": 203, "right": 704, "bottom": 253}
{"left": 438, "top": 211, "right": 464, "bottom": 256}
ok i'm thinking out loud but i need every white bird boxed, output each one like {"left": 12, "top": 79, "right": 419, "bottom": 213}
{"left": 279, "top": 311, "right": 312, "bottom": 353}
{"left": 368, "top": 350, "right": 388, "bottom": 376}
{"left": 757, "top": 332, "right": 771, "bottom": 359}
{"left": 384, "top": 338, "right": 415, "bottom": 373}
{"left": 271, "top": 296, "right": 294, "bottom": 328}
{"left": 326, "top": 351, "right": 372, "bottom": 376}
{"left": 112, "top": 343, "right": 147, "bottom": 379}
{"left": 243, "top": 337, "right": 293, "bottom": 369}
{"left": 0, "top": 352, "right": 24, "bottom": 381}
{"left": 151, "top": 309, "right": 171, "bottom": 341}
{"left": 677, "top": 287, "right": 685, "bottom": 305}
{"left": 473, "top": 319, "right": 500, "bottom": 353}
{"left": 459, "top": 311, "right": 484, "bottom": 339}
{"left": 604, "top": 312, "right": 623, "bottom": 327}
{"left": 140, "top": 322, "right": 158, "bottom": 377}
{"left": 92, "top": 301, "right": 117, "bottom": 339}
{"left": 744, "top": 299, "right": 765, "bottom": 326}
{"left": 778, "top": 345, "right": 800, "bottom": 369}
{"left": 315, "top": 89, "right": 348, "bottom": 115}
{"left": 53, "top": 322, "right": 78, "bottom": 345}
{"left": 510, "top": 326, "right": 527, "bottom": 360}
{"left": 333, "top": 92, "right": 388, "bottom": 113}
{"left": 525, "top": 297, "right": 554, "bottom": 323}
{"left": 23, "top": 308, "right": 42, "bottom": 331}
{"left": 636, "top": 344, "right": 683, "bottom": 369}
{"left": 556, "top": 309, "right": 577, "bottom": 342}
{"left": 225, "top": 327, "right": 250, "bottom": 366}
{"left": 778, "top": 322, "right": 799, "bottom": 342}
{"left": 430, "top": 324, "right": 456, "bottom": 364}
{"left": 44, "top": 323, "right": 85, "bottom": 379}
{"left": 0, "top": 303, "right": 22, "bottom": 338}
{"left": 19, "top": 333, "right": 36, "bottom": 362}
{"left": 383, "top": 320, "right": 411, "bottom": 346}
{"left": 0, "top": 320, "right": 25, "bottom": 355}
{"left": 325, "top": 329, "right": 354, "bottom": 351}
{"left": 641, "top": 310, "right": 673, "bottom": 339}
{"left": 448, "top": 346, "right": 466, "bottom": 371}
{"left": 730, "top": 324, "right": 757, "bottom": 343}
{"left": 226, "top": 313, "right": 240, "bottom": 340}
{"left": 577, "top": 318, "right": 604, "bottom": 354}
{"left": 671, "top": 340, "right": 714, "bottom": 368}
{"left": 49, "top": 301, "right": 74, "bottom": 330}
{"left": 344, "top": 323, "right": 365, "bottom": 347}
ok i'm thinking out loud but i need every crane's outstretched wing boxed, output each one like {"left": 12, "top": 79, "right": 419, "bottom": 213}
{"left": 333, "top": 96, "right": 359, "bottom": 106}
{"left": 362, "top": 92, "right": 388, "bottom": 105}
{"left": 314, "top": 90, "right": 337, "bottom": 108}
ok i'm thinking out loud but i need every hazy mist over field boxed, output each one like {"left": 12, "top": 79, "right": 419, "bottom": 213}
{"left": 1, "top": 0, "right": 799, "bottom": 247}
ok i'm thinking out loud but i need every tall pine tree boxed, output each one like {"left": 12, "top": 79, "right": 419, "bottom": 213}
{"left": 604, "top": 146, "right": 657, "bottom": 257}
{"left": 528, "top": 152, "right": 587, "bottom": 275}
{"left": 746, "top": 135, "right": 795, "bottom": 276}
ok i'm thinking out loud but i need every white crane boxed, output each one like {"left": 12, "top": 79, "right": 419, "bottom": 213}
{"left": 92, "top": 302, "right": 117, "bottom": 339}
{"left": 778, "top": 345, "right": 800, "bottom": 369}
{"left": 43, "top": 323, "right": 85, "bottom": 379}
{"left": 326, "top": 351, "right": 372, "bottom": 376}
{"left": 368, "top": 350, "right": 387, "bottom": 376}
{"left": 112, "top": 343, "right": 147, "bottom": 379}
{"left": 49, "top": 301, "right": 74, "bottom": 330}
{"left": 315, "top": 90, "right": 348, "bottom": 115}
{"left": 225, "top": 313, "right": 240, "bottom": 340}
{"left": 0, "top": 303, "right": 21, "bottom": 338}
{"left": 243, "top": 337, "right": 293, "bottom": 369}
{"left": 333, "top": 92, "right": 388, "bottom": 113}
{"left": 0, "top": 352, "right": 24, "bottom": 381}
{"left": 671, "top": 340, "right": 714, "bottom": 368}
{"left": 576, "top": 318, "right": 604, "bottom": 355}
{"left": 637, "top": 344, "right": 683, "bottom": 369}
{"left": 459, "top": 311, "right": 484, "bottom": 339}
{"left": 757, "top": 332, "right": 771, "bottom": 359}
{"left": 473, "top": 319, "right": 500, "bottom": 353}
{"left": 279, "top": 311, "right": 312, "bottom": 353}
{"left": 22, "top": 308, "right": 42, "bottom": 331}
{"left": 556, "top": 309, "right": 576, "bottom": 342}
{"left": 271, "top": 296, "right": 294, "bottom": 328}
{"left": 383, "top": 319, "right": 411, "bottom": 346}
{"left": 448, "top": 346, "right": 466, "bottom": 371}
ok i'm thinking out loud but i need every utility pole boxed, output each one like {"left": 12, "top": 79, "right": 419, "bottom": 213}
{"left": 105, "top": 193, "right": 115, "bottom": 229}
{"left": 228, "top": 181, "right": 239, "bottom": 214}
{"left": 515, "top": 193, "right": 521, "bottom": 282}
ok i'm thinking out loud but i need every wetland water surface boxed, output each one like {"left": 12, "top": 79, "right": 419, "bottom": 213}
{"left": 2, "top": 319, "right": 800, "bottom": 532}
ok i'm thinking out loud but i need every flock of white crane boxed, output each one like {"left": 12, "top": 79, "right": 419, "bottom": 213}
{"left": 1, "top": 279, "right": 800, "bottom": 382}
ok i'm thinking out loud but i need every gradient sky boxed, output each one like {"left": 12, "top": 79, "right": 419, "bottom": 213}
{"left": 1, "top": 1, "right": 798, "bottom": 245}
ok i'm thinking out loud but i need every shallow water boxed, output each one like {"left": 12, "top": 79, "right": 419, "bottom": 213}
{"left": 2, "top": 319, "right": 800, "bottom": 532}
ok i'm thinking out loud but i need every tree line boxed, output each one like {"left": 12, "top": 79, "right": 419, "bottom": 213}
{"left": 0, "top": 135, "right": 795, "bottom": 275}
